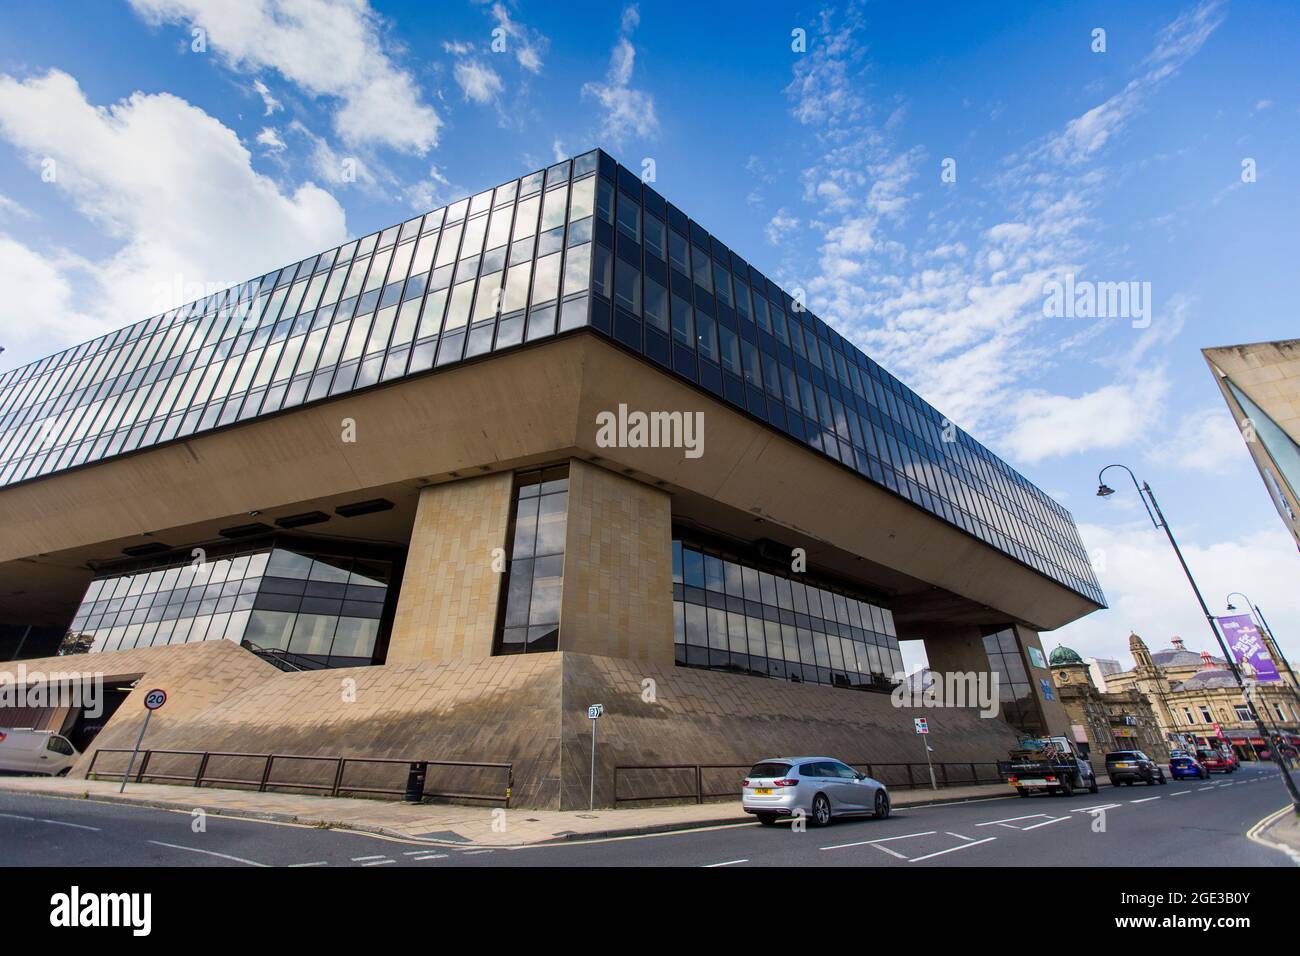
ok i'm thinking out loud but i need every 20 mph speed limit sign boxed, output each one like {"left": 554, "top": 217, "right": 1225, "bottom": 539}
{"left": 143, "top": 688, "right": 167, "bottom": 711}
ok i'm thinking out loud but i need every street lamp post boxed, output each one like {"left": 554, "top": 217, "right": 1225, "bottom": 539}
{"left": 1096, "top": 464, "right": 1300, "bottom": 813}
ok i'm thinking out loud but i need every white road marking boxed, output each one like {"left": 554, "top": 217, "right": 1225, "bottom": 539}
{"left": 288, "top": 861, "right": 329, "bottom": 867}
{"left": 0, "top": 812, "right": 99, "bottom": 831}
{"left": 462, "top": 849, "right": 494, "bottom": 855}
{"left": 362, "top": 859, "right": 396, "bottom": 866}
{"left": 1130, "top": 797, "right": 1161, "bottom": 804}
{"left": 147, "top": 840, "right": 267, "bottom": 867}
{"left": 908, "top": 836, "right": 997, "bottom": 862}
{"left": 947, "top": 832, "right": 975, "bottom": 841}
{"left": 412, "top": 853, "right": 448, "bottom": 861}
{"left": 821, "top": 830, "right": 936, "bottom": 850}
{"left": 351, "top": 855, "right": 387, "bottom": 861}
{"left": 871, "top": 843, "right": 908, "bottom": 860}
{"left": 703, "top": 859, "right": 748, "bottom": 867}
{"left": 976, "top": 814, "right": 1048, "bottom": 827}
{"left": 1019, "top": 816, "right": 1069, "bottom": 830}
{"left": 1199, "top": 786, "right": 1217, "bottom": 791}
{"left": 1072, "top": 804, "right": 1121, "bottom": 813}
{"left": 1171, "top": 790, "right": 1191, "bottom": 796}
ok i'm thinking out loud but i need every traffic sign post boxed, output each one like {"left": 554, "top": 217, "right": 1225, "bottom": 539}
{"left": 587, "top": 704, "right": 603, "bottom": 810}
{"left": 914, "top": 717, "right": 937, "bottom": 790}
{"left": 120, "top": 688, "right": 166, "bottom": 794}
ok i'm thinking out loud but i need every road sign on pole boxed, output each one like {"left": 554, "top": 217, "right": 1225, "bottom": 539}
{"left": 120, "top": 688, "right": 166, "bottom": 794}
{"left": 588, "top": 704, "right": 603, "bottom": 810}
{"left": 915, "top": 717, "right": 937, "bottom": 789}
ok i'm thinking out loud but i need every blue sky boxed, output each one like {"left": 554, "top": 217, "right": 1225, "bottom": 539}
{"left": 1, "top": 0, "right": 1297, "bottom": 669}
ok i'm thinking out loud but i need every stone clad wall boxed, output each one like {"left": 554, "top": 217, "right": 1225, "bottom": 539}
{"left": 8, "top": 643, "right": 1020, "bottom": 810}
{"left": 560, "top": 460, "right": 675, "bottom": 666}
{"left": 560, "top": 653, "right": 1021, "bottom": 809}
{"left": 387, "top": 472, "right": 515, "bottom": 664}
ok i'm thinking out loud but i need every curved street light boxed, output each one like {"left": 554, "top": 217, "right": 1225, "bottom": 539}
{"left": 1096, "top": 464, "right": 1300, "bottom": 812}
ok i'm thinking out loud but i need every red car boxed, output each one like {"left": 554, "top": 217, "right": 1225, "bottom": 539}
{"left": 1196, "top": 749, "right": 1237, "bottom": 773}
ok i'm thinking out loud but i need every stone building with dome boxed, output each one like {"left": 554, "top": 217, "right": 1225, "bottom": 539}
{"left": 1104, "top": 634, "right": 1300, "bottom": 760}
{"left": 1048, "top": 645, "right": 1167, "bottom": 762}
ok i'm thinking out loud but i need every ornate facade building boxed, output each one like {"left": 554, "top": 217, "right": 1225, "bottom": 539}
{"left": 1049, "top": 645, "right": 1167, "bottom": 762}
{"left": 1103, "top": 634, "right": 1300, "bottom": 760}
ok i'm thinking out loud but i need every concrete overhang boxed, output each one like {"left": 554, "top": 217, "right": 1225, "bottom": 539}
{"left": 0, "top": 332, "right": 1102, "bottom": 632}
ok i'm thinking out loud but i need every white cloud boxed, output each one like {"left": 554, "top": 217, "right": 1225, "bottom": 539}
{"left": 488, "top": 3, "right": 547, "bottom": 74}
{"left": 1044, "top": 0, "right": 1225, "bottom": 165}
{"left": 453, "top": 60, "right": 503, "bottom": 105}
{"left": 1152, "top": 406, "right": 1253, "bottom": 474}
{"left": 0, "top": 69, "right": 347, "bottom": 366}
{"left": 581, "top": 5, "right": 657, "bottom": 146}
{"left": 0, "top": 192, "right": 32, "bottom": 220}
{"left": 765, "top": 208, "right": 799, "bottom": 246}
{"left": 1048, "top": 519, "right": 1300, "bottom": 670}
{"left": 252, "top": 78, "right": 281, "bottom": 116}
{"left": 128, "top": 0, "right": 441, "bottom": 153}
{"left": 255, "top": 125, "right": 287, "bottom": 151}
{"left": 1003, "top": 371, "right": 1169, "bottom": 463}
{"left": 772, "top": 3, "right": 1223, "bottom": 452}
{"left": 0, "top": 234, "right": 100, "bottom": 358}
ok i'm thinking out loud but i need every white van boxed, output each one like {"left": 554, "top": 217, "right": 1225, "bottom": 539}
{"left": 0, "top": 728, "right": 80, "bottom": 776}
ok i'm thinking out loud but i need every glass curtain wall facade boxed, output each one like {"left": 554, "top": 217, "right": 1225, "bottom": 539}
{"left": 0, "top": 147, "right": 1101, "bottom": 607}
{"left": 61, "top": 544, "right": 395, "bottom": 669}
{"left": 981, "top": 627, "right": 1042, "bottom": 735}
{"left": 0, "top": 152, "right": 599, "bottom": 489}
{"left": 495, "top": 466, "right": 569, "bottom": 655}
{"left": 673, "top": 538, "right": 904, "bottom": 691}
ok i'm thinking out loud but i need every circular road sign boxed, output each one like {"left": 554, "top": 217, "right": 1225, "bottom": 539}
{"left": 143, "top": 688, "right": 168, "bottom": 711}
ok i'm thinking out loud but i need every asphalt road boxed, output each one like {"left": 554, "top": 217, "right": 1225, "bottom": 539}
{"left": 0, "top": 762, "right": 1295, "bottom": 867}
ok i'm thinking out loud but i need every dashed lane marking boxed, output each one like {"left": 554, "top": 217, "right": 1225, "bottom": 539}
{"left": 703, "top": 859, "right": 748, "bottom": 867}
{"left": 412, "top": 853, "right": 449, "bottom": 861}
{"left": 289, "top": 861, "right": 329, "bottom": 867}
{"left": 1130, "top": 797, "right": 1161, "bottom": 803}
{"left": 362, "top": 859, "right": 396, "bottom": 866}
{"left": 351, "top": 855, "right": 387, "bottom": 861}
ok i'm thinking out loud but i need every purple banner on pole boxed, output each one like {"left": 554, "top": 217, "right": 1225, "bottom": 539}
{"left": 1216, "top": 614, "right": 1281, "bottom": 682}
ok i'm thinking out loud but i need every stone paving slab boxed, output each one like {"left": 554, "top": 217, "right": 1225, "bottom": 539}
{"left": 0, "top": 775, "right": 1026, "bottom": 847}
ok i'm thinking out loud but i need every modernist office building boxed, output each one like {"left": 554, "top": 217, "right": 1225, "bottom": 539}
{"left": 0, "top": 149, "right": 1104, "bottom": 807}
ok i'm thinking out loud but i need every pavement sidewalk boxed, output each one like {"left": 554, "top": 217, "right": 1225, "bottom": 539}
{"left": 1250, "top": 804, "right": 1300, "bottom": 864}
{"left": 0, "top": 774, "right": 1022, "bottom": 847}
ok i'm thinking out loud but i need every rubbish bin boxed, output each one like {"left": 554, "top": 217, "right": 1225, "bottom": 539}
{"left": 405, "top": 761, "right": 428, "bottom": 803}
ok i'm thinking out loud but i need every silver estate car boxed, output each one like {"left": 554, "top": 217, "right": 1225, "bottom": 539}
{"left": 742, "top": 757, "right": 890, "bottom": 827}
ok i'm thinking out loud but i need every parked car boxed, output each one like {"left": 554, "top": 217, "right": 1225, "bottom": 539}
{"left": 0, "top": 728, "right": 80, "bottom": 777}
{"left": 1104, "top": 750, "right": 1166, "bottom": 786}
{"left": 1168, "top": 754, "right": 1209, "bottom": 780}
{"left": 742, "top": 757, "right": 890, "bottom": 827}
{"left": 1196, "top": 749, "right": 1237, "bottom": 774}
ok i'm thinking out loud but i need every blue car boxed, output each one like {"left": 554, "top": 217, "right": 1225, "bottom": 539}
{"left": 1169, "top": 755, "right": 1209, "bottom": 780}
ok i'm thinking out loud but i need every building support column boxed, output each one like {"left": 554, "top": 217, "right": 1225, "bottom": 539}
{"left": 386, "top": 472, "right": 514, "bottom": 664}
{"left": 558, "top": 459, "right": 674, "bottom": 666}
